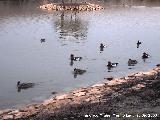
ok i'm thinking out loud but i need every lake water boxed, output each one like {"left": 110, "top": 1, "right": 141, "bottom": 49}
{"left": 0, "top": 0, "right": 160, "bottom": 109}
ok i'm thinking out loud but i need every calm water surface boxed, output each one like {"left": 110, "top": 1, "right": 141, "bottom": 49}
{"left": 0, "top": 0, "right": 160, "bottom": 109}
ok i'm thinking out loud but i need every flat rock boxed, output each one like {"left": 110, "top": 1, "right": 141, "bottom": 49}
{"left": 3, "top": 115, "right": 14, "bottom": 119}
{"left": 43, "top": 98, "right": 55, "bottom": 105}
{"left": 74, "top": 91, "right": 86, "bottom": 97}
{"left": 92, "top": 83, "right": 105, "bottom": 87}
{"left": 56, "top": 94, "right": 68, "bottom": 100}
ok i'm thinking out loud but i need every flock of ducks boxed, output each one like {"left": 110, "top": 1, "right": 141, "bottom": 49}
{"left": 70, "top": 40, "right": 150, "bottom": 77}
{"left": 17, "top": 39, "right": 150, "bottom": 91}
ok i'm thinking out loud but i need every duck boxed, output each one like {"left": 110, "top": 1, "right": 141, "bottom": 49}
{"left": 70, "top": 54, "right": 82, "bottom": 61}
{"left": 17, "top": 81, "right": 35, "bottom": 89}
{"left": 74, "top": 68, "right": 86, "bottom": 75}
{"left": 107, "top": 61, "right": 118, "bottom": 68}
{"left": 137, "top": 40, "right": 141, "bottom": 45}
{"left": 128, "top": 59, "right": 138, "bottom": 66}
{"left": 137, "top": 40, "right": 142, "bottom": 48}
{"left": 100, "top": 43, "right": 106, "bottom": 51}
{"left": 41, "top": 38, "right": 45, "bottom": 43}
{"left": 142, "top": 52, "right": 149, "bottom": 59}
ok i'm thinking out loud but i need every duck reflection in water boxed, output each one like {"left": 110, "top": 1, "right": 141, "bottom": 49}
{"left": 17, "top": 81, "right": 35, "bottom": 92}
{"left": 70, "top": 60, "right": 74, "bottom": 66}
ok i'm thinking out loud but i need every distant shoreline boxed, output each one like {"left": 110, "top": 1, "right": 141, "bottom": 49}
{"left": 0, "top": 64, "right": 160, "bottom": 119}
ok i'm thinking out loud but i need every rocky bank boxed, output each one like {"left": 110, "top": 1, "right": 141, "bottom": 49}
{"left": 1, "top": 65, "right": 160, "bottom": 120}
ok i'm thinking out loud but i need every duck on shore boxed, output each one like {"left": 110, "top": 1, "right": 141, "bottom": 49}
{"left": 107, "top": 61, "right": 118, "bottom": 68}
{"left": 142, "top": 52, "right": 149, "bottom": 59}
{"left": 70, "top": 54, "right": 82, "bottom": 61}
{"left": 128, "top": 59, "right": 138, "bottom": 66}
{"left": 17, "top": 81, "right": 35, "bottom": 90}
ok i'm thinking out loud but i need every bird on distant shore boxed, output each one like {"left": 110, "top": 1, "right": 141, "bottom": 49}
{"left": 128, "top": 59, "right": 138, "bottom": 66}
{"left": 17, "top": 81, "right": 35, "bottom": 91}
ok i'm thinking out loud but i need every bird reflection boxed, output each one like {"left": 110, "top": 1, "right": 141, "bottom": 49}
{"left": 70, "top": 60, "right": 74, "bottom": 66}
{"left": 54, "top": 11, "right": 88, "bottom": 42}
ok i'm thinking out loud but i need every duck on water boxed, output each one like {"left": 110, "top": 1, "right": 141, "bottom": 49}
{"left": 40, "top": 38, "right": 45, "bottom": 43}
{"left": 100, "top": 43, "right": 106, "bottom": 52}
{"left": 73, "top": 68, "right": 86, "bottom": 78}
{"left": 142, "top": 52, "right": 150, "bottom": 59}
{"left": 107, "top": 61, "right": 118, "bottom": 68}
{"left": 70, "top": 54, "right": 82, "bottom": 61}
{"left": 17, "top": 81, "right": 35, "bottom": 92}
{"left": 74, "top": 68, "right": 86, "bottom": 75}
{"left": 128, "top": 59, "right": 138, "bottom": 66}
{"left": 137, "top": 40, "right": 142, "bottom": 48}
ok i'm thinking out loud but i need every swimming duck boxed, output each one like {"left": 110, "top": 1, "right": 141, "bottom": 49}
{"left": 137, "top": 40, "right": 141, "bottom": 45}
{"left": 107, "top": 61, "right": 118, "bottom": 68}
{"left": 137, "top": 40, "right": 142, "bottom": 48}
{"left": 41, "top": 38, "right": 45, "bottom": 43}
{"left": 100, "top": 43, "right": 107, "bottom": 52}
{"left": 17, "top": 81, "right": 35, "bottom": 89}
{"left": 70, "top": 54, "right": 82, "bottom": 61}
{"left": 74, "top": 68, "right": 86, "bottom": 75}
{"left": 128, "top": 59, "right": 138, "bottom": 66}
{"left": 142, "top": 52, "right": 149, "bottom": 59}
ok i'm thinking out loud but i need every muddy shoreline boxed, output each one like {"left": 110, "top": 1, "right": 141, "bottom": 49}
{"left": 1, "top": 65, "right": 160, "bottom": 120}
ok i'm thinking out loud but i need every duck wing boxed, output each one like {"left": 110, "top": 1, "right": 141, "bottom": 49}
{"left": 18, "top": 83, "right": 35, "bottom": 89}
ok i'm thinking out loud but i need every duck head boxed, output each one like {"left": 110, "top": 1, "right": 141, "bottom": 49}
{"left": 108, "top": 61, "right": 112, "bottom": 65}
{"left": 70, "top": 54, "right": 74, "bottom": 60}
{"left": 17, "top": 81, "right": 20, "bottom": 86}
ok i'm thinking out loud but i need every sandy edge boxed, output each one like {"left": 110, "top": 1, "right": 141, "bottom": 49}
{"left": 0, "top": 65, "right": 160, "bottom": 120}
